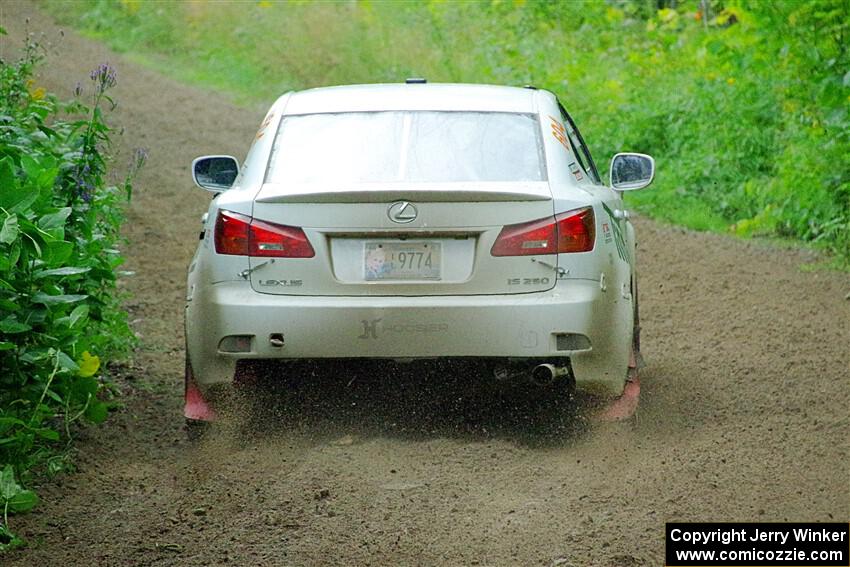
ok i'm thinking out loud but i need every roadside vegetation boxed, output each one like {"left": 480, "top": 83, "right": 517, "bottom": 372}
{"left": 45, "top": 0, "right": 849, "bottom": 264}
{"left": 0, "top": 31, "right": 140, "bottom": 549}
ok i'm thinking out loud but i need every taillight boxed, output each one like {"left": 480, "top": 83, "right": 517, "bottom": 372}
{"left": 491, "top": 207, "right": 594, "bottom": 256}
{"left": 214, "top": 210, "right": 315, "bottom": 258}
{"left": 248, "top": 218, "right": 314, "bottom": 257}
{"left": 490, "top": 216, "right": 556, "bottom": 256}
{"left": 215, "top": 210, "right": 251, "bottom": 255}
{"left": 554, "top": 207, "right": 595, "bottom": 253}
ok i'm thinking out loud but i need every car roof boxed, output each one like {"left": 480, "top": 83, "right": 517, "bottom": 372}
{"left": 280, "top": 83, "right": 547, "bottom": 115}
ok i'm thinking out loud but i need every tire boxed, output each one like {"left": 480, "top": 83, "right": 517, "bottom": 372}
{"left": 632, "top": 275, "right": 644, "bottom": 370}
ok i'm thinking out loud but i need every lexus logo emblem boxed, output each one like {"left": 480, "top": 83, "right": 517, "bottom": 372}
{"left": 388, "top": 201, "right": 418, "bottom": 224}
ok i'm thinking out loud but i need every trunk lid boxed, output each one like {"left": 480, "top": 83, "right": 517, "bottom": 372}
{"left": 248, "top": 182, "right": 558, "bottom": 296}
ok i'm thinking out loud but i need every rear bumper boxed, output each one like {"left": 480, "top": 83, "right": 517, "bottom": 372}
{"left": 186, "top": 279, "right": 630, "bottom": 393}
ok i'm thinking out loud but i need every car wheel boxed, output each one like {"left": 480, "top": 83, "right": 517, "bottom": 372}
{"left": 632, "top": 275, "right": 644, "bottom": 370}
{"left": 598, "top": 277, "right": 642, "bottom": 421}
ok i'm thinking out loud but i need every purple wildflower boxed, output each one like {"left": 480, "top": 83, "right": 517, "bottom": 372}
{"left": 90, "top": 63, "right": 117, "bottom": 93}
{"left": 76, "top": 176, "right": 94, "bottom": 202}
{"left": 73, "top": 163, "right": 95, "bottom": 202}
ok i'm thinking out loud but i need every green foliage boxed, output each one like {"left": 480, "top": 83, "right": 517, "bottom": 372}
{"left": 0, "top": 464, "right": 37, "bottom": 551}
{"left": 43, "top": 0, "right": 848, "bottom": 261}
{"left": 0, "top": 34, "right": 139, "bottom": 546}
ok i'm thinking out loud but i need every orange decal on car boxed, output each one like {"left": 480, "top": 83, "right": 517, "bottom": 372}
{"left": 255, "top": 111, "right": 275, "bottom": 139}
{"left": 549, "top": 116, "right": 570, "bottom": 152}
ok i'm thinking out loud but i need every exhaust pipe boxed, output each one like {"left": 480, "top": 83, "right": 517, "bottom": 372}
{"left": 530, "top": 363, "right": 571, "bottom": 386}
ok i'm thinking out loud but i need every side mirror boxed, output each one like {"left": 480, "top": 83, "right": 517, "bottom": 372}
{"left": 609, "top": 152, "right": 655, "bottom": 191}
{"left": 192, "top": 155, "right": 240, "bottom": 192}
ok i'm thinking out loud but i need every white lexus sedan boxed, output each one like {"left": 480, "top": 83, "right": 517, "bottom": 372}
{"left": 184, "top": 81, "right": 654, "bottom": 427}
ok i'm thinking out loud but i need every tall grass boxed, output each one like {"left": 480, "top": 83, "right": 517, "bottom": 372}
{"left": 45, "top": 0, "right": 849, "bottom": 263}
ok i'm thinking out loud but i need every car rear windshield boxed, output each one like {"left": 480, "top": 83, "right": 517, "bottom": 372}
{"left": 265, "top": 111, "right": 546, "bottom": 184}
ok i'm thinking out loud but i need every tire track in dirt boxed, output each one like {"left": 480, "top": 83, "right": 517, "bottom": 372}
{"left": 2, "top": 3, "right": 848, "bottom": 566}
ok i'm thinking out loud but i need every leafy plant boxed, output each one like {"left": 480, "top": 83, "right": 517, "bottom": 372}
{"left": 0, "top": 465, "right": 37, "bottom": 552}
{"left": 0, "top": 30, "right": 140, "bottom": 547}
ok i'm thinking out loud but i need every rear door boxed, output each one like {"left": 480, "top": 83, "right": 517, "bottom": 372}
{"left": 558, "top": 102, "right": 632, "bottom": 266}
{"left": 246, "top": 110, "right": 560, "bottom": 297}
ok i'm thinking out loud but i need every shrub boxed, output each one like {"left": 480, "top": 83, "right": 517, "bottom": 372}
{"left": 0, "top": 30, "right": 140, "bottom": 549}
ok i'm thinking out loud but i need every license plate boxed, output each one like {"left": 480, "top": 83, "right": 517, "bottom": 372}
{"left": 364, "top": 241, "right": 441, "bottom": 281}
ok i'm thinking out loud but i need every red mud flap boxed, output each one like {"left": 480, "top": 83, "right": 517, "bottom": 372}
{"left": 597, "top": 368, "right": 640, "bottom": 421}
{"left": 184, "top": 362, "right": 216, "bottom": 422}
{"left": 597, "top": 347, "right": 641, "bottom": 421}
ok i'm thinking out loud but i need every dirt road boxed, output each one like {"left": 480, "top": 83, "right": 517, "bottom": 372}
{"left": 2, "top": 4, "right": 848, "bottom": 566}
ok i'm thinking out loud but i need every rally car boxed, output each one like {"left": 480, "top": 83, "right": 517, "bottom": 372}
{"left": 184, "top": 81, "right": 655, "bottom": 426}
